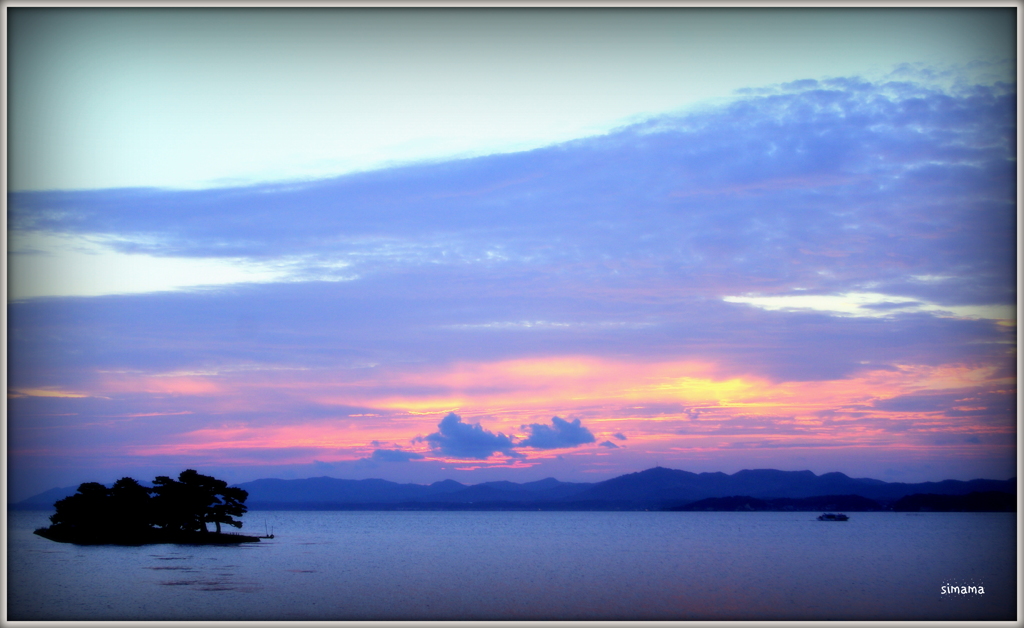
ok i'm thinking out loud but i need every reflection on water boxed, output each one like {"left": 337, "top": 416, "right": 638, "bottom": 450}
{"left": 142, "top": 554, "right": 254, "bottom": 592}
{"left": 7, "top": 510, "right": 1016, "bottom": 621}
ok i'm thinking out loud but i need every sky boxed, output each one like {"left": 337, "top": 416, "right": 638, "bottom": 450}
{"left": 6, "top": 7, "right": 1018, "bottom": 501}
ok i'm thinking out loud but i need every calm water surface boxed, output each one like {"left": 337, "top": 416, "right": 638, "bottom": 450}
{"left": 8, "top": 510, "right": 1015, "bottom": 620}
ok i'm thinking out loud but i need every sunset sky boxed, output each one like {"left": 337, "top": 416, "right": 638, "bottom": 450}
{"left": 6, "top": 8, "right": 1017, "bottom": 500}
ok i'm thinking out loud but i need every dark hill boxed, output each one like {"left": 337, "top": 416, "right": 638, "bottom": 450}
{"left": 10, "top": 485, "right": 81, "bottom": 510}
{"left": 234, "top": 475, "right": 591, "bottom": 509}
{"left": 891, "top": 491, "right": 1016, "bottom": 512}
{"left": 14, "top": 468, "right": 1016, "bottom": 511}
{"left": 573, "top": 467, "right": 1015, "bottom": 507}
{"left": 570, "top": 467, "right": 731, "bottom": 504}
{"left": 236, "top": 476, "right": 467, "bottom": 505}
{"left": 12, "top": 481, "right": 154, "bottom": 511}
{"left": 672, "top": 494, "right": 884, "bottom": 512}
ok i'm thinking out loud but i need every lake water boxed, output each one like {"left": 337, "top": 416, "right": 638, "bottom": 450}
{"left": 7, "top": 510, "right": 1016, "bottom": 621}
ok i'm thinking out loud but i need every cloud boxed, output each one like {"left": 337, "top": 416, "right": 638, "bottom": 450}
{"left": 613, "top": 432, "right": 627, "bottom": 441}
{"left": 674, "top": 415, "right": 808, "bottom": 436}
{"left": 871, "top": 392, "right": 971, "bottom": 413}
{"left": 519, "top": 416, "right": 596, "bottom": 450}
{"left": 6, "top": 71, "right": 1017, "bottom": 491}
{"left": 599, "top": 440, "right": 619, "bottom": 449}
{"left": 418, "top": 413, "right": 520, "bottom": 460}
{"left": 6, "top": 230, "right": 329, "bottom": 301}
{"left": 370, "top": 449, "right": 424, "bottom": 463}
{"left": 869, "top": 389, "right": 1015, "bottom": 420}
{"left": 723, "top": 292, "right": 1014, "bottom": 323}
{"left": 8, "top": 74, "right": 1014, "bottom": 312}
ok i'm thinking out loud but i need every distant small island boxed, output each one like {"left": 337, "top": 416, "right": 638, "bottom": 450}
{"left": 34, "top": 469, "right": 260, "bottom": 545}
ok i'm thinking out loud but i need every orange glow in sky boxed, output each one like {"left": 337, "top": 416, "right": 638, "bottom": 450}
{"left": 103, "top": 356, "right": 1013, "bottom": 467}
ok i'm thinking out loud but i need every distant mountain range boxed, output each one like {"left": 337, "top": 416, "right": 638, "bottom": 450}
{"left": 13, "top": 467, "right": 1016, "bottom": 511}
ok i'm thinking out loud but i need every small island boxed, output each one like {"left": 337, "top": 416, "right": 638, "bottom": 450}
{"left": 34, "top": 469, "right": 261, "bottom": 545}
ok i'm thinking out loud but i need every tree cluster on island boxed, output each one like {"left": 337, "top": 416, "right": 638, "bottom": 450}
{"left": 34, "top": 469, "right": 259, "bottom": 545}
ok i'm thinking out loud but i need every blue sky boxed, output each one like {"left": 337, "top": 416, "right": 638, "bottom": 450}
{"left": 6, "top": 8, "right": 1017, "bottom": 500}
{"left": 9, "top": 8, "right": 1013, "bottom": 193}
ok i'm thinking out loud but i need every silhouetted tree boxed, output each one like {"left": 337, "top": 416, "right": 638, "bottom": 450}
{"left": 151, "top": 469, "right": 248, "bottom": 533}
{"left": 152, "top": 473, "right": 201, "bottom": 532}
{"left": 45, "top": 477, "right": 154, "bottom": 540}
{"left": 108, "top": 477, "right": 155, "bottom": 533}
{"left": 48, "top": 482, "right": 112, "bottom": 536}
{"left": 36, "top": 470, "right": 250, "bottom": 544}
{"left": 207, "top": 484, "right": 249, "bottom": 534}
